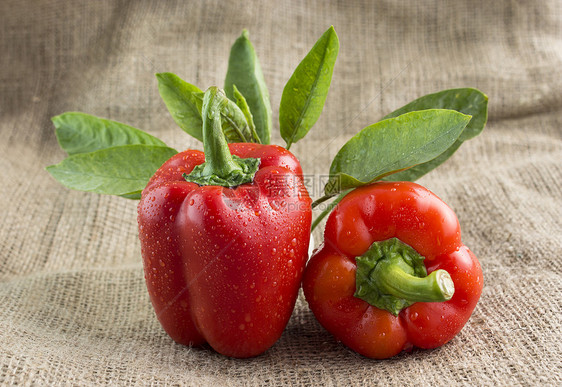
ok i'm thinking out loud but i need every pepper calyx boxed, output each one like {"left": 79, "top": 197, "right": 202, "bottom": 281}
{"left": 183, "top": 155, "right": 260, "bottom": 187}
{"left": 354, "top": 238, "right": 454, "bottom": 316}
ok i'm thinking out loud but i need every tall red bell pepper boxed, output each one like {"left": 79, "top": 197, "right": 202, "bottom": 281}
{"left": 138, "top": 88, "right": 311, "bottom": 358}
{"left": 303, "top": 181, "right": 483, "bottom": 359}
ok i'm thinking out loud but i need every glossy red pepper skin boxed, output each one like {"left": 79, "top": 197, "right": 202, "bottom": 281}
{"left": 138, "top": 143, "right": 311, "bottom": 358}
{"left": 303, "top": 181, "right": 483, "bottom": 359}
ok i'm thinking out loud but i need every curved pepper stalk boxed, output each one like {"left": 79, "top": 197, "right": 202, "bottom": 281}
{"left": 355, "top": 238, "right": 455, "bottom": 316}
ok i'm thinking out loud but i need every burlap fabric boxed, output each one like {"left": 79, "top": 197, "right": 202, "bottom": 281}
{"left": 1, "top": 1, "right": 561, "bottom": 385}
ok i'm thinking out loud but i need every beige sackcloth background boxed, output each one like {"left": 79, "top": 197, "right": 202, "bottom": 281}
{"left": 1, "top": 0, "right": 561, "bottom": 385}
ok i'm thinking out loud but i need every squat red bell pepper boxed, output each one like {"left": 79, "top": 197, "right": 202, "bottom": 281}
{"left": 138, "top": 88, "right": 311, "bottom": 358}
{"left": 303, "top": 181, "right": 483, "bottom": 359}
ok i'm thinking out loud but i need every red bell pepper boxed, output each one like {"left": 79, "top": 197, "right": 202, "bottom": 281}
{"left": 303, "top": 181, "right": 483, "bottom": 359}
{"left": 138, "top": 88, "right": 311, "bottom": 358}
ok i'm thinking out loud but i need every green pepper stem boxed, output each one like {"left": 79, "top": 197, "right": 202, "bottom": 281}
{"left": 183, "top": 87, "right": 260, "bottom": 187}
{"left": 200, "top": 87, "right": 243, "bottom": 178}
{"left": 374, "top": 263, "right": 454, "bottom": 303}
{"left": 354, "top": 238, "right": 455, "bottom": 315}
{"left": 311, "top": 193, "right": 336, "bottom": 209}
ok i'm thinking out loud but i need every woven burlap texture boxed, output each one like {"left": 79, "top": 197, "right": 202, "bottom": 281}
{"left": 1, "top": 1, "right": 561, "bottom": 385}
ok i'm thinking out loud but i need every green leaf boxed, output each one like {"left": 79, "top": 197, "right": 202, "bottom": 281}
{"left": 156, "top": 73, "right": 204, "bottom": 141}
{"left": 119, "top": 192, "right": 142, "bottom": 200}
{"left": 382, "top": 141, "right": 463, "bottom": 183}
{"left": 382, "top": 88, "right": 488, "bottom": 181}
{"left": 279, "top": 26, "right": 339, "bottom": 149}
{"left": 157, "top": 72, "right": 257, "bottom": 144}
{"left": 325, "top": 109, "right": 471, "bottom": 195}
{"left": 52, "top": 112, "right": 167, "bottom": 155}
{"left": 216, "top": 89, "right": 260, "bottom": 143}
{"left": 232, "top": 85, "right": 261, "bottom": 143}
{"left": 224, "top": 30, "right": 272, "bottom": 144}
{"left": 46, "top": 145, "right": 177, "bottom": 197}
